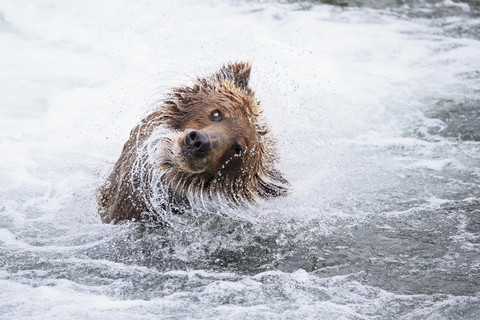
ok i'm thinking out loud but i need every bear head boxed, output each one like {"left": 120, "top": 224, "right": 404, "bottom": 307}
{"left": 158, "top": 62, "right": 289, "bottom": 203}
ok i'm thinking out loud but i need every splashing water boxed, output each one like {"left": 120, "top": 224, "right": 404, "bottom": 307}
{"left": 1, "top": 0, "right": 479, "bottom": 319}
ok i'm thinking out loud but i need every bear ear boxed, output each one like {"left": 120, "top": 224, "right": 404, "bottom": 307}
{"left": 171, "top": 83, "right": 206, "bottom": 110}
{"left": 218, "top": 62, "right": 252, "bottom": 90}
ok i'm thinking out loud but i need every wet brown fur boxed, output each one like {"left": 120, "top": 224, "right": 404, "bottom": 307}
{"left": 98, "top": 62, "right": 289, "bottom": 224}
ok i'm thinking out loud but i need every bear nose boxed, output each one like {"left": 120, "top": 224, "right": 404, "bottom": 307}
{"left": 185, "top": 130, "right": 211, "bottom": 157}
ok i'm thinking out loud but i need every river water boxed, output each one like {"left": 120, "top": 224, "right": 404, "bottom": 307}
{"left": 1, "top": 0, "right": 479, "bottom": 319}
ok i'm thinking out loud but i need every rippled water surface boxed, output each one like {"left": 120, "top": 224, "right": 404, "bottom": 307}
{"left": 1, "top": 0, "right": 479, "bottom": 319}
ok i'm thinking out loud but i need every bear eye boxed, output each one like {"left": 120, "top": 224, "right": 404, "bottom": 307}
{"left": 210, "top": 109, "right": 224, "bottom": 122}
{"left": 232, "top": 144, "right": 243, "bottom": 155}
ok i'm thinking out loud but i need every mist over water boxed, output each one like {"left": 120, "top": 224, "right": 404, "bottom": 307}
{"left": 1, "top": 0, "right": 479, "bottom": 319}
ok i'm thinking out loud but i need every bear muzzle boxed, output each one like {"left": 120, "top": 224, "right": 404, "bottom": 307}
{"left": 178, "top": 128, "right": 239, "bottom": 174}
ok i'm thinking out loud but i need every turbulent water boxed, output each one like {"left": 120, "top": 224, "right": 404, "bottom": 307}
{"left": 1, "top": 0, "right": 480, "bottom": 319}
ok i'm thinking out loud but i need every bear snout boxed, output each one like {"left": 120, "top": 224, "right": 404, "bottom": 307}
{"left": 185, "top": 130, "right": 211, "bottom": 157}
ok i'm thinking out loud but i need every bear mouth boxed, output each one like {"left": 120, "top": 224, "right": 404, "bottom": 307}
{"left": 178, "top": 149, "right": 213, "bottom": 174}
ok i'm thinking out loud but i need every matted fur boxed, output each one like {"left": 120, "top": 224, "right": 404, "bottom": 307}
{"left": 98, "top": 62, "right": 289, "bottom": 224}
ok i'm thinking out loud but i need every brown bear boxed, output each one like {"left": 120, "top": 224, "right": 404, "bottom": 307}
{"left": 98, "top": 62, "right": 289, "bottom": 224}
